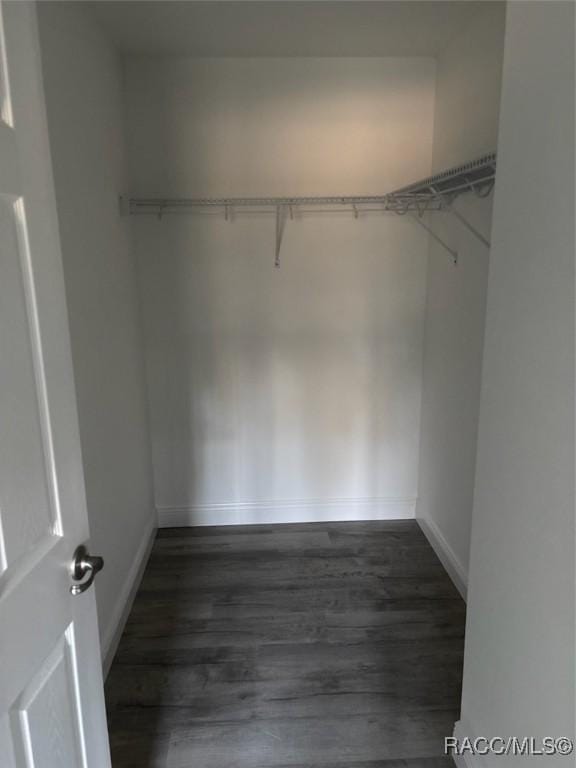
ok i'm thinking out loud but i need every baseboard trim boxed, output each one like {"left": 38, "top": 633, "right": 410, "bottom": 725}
{"left": 101, "top": 515, "right": 156, "bottom": 677}
{"left": 451, "top": 717, "right": 486, "bottom": 768}
{"left": 157, "top": 496, "right": 417, "bottom": 528}
{"left": 417, "top": 515, "right": 467, "bottom": 600}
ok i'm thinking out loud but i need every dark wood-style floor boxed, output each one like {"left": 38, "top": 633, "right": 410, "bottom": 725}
{"left": 105, "top": 521, "right": 465, "bottom": 768}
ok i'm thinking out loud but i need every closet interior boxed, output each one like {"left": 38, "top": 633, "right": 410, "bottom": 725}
{"left": 37, "top": 1, "right": 507, "bottom": 765}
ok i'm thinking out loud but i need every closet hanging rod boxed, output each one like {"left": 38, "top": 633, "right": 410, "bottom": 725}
{"left": 126, "top": 153, "right": 496, "bottom": 217}
{"left": 124, "top": 153, "right": 496, "bottom": 265}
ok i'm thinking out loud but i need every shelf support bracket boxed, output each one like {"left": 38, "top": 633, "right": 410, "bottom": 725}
{"left": 410, "top": 213, "right": 458, "bottom": 265}
{"left": 429, "top": 184, "right": 492, "bottom": 249}
{"left": 448, "top": 207, "right": 491, "bottom": 249}
{"left": 275, "top": 205, "right": 287, "bottom": 268}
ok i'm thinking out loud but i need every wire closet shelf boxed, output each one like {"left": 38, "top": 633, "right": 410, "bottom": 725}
{"left": 126, "top": 152, "right": 496, "bottom": 266}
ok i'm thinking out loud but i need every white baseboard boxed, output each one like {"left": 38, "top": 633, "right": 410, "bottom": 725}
{"left": 101, "top": 514, "right": 156, "bottom": 677}
{"left": 417, "top": 515, "right": 467, "bottom": 600}
{"left": 451, "top": 717, "right": 486, "bottom": 768}
{"left": 157, "top": 496, "right": 416, "bottom": 528}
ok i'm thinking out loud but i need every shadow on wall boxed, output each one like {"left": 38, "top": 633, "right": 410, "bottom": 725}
{"left": 136, "top": 208, "right": 427, "bottom": 525}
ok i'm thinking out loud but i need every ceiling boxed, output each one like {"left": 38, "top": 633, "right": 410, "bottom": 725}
{"left": 84, "top": 1, "right": 496, "bottom": 58}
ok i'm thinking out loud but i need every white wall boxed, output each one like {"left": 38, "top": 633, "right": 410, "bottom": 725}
{"left": 126, "top": 57, "right": 435, "bottom": 525}
{"left": 126, "top": 57, "right": 435, "bottom": 197}
{"left": 457, "top": 0, "right": 574, "bottom": 757}
{"left": 430, "top": 4, "right": 505, "bottom": 174}
{"left": 416, "top": 3, "right": 505, "bottom": 596}
{"left": 37, "top": 3, "right": 155, "bottom": 663}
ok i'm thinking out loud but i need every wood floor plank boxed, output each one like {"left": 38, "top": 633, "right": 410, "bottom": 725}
{"left": 106, "top": 520, "right": 463, "bottom": 767}
{"left": 165, "top": 711, "right": 457, "bottom": 768}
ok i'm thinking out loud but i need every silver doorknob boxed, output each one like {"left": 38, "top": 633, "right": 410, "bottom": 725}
{"left": 70, "top": 545, "right": 104, "bottom": 595}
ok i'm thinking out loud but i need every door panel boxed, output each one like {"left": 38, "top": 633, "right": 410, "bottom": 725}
{"left": 0, "top": 2, "right": 111, "bottom": 765}
{"left": 10, "top": 629, "right": 85, "bottom": 768}
{"left": 0, "top": 0, "right": 12, "bottom": 126}
{"left": 0, "top": 196, "right": 57, "bottom": 578}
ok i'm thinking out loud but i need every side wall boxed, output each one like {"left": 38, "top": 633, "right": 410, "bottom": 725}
{"left": 457, "top": 1, "right": 575, "bottom": 754}
{"left": 37, "top": 3, "right": 156, "bottom": 667}
{"left": 416, "top": 3, "right": 505, "bottom": 596}
{"left": 125, "top": 57, "right": 435, "bottom": 526}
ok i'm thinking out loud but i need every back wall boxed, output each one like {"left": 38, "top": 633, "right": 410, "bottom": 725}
{"left": 125, "top": 57, "right": 436, "bottom": 525}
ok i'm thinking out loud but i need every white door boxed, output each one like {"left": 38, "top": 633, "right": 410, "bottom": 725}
{"left": 0, "top": 2, "right": 111, "bottom": 766}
